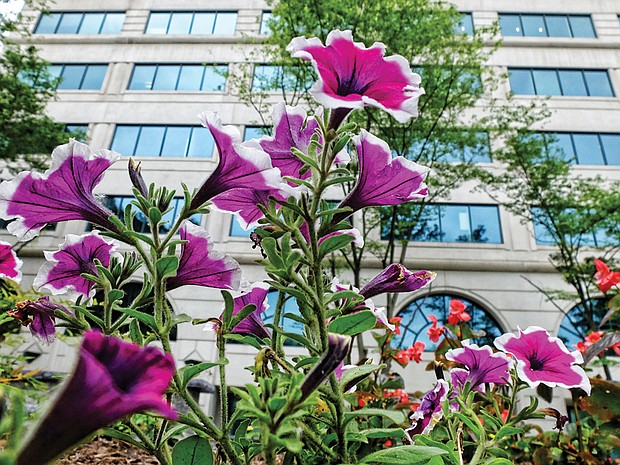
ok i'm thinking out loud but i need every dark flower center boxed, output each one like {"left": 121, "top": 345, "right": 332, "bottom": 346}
{"left": 528, "top": 356, "right": 545, "bottom": 371}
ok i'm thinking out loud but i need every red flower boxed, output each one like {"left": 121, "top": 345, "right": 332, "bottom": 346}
{"left": 426, "top": 314, "right": 444, "bottom": 343}
{"left": 407, "top": 341, "right": 425, "bottom": 363}
{"left": 594, "top": 258, "right": 620, "bottom": 293}
{"left": 389, "top": 316, "right": 402, "bottom": 335}
{"left": 613, "top": 342, "right": 620, "bottom": 357}
{"left": 396, "top": 350, "right": 410, "bottom": 365}
{"left": 448, "top": 299, "right": 471, "bottom": 325}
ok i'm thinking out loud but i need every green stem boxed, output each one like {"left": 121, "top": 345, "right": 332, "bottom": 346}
{"left": 270, "top": 291, "right": 286, "bottom": 354}
{"left": 217, "top": 331, "right": 229, "bottom": 435}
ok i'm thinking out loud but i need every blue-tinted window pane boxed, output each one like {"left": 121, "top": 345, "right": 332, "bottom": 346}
{"left": 48, "top": 65, "right": 63, "bottom": 79}
{"left": 393, "top": 294, "right": 503, "bottom": 351}
{"left": 456, "top": 13, "right": 473, "bottom": 35}
{"left": 532, "top": 208, "right": 555, "bottom": 245}
{"left": 80, "top": 65, "right": 107, "bottom": 90}
{"left": 56, "top": 13, "right": 82, "bottom": 34}
{"left": 500, "top": 14, "right": 522, "bottom": 36}
{"left": 469, "top": 206, "right": 502, "bottom": 243}
{"left": 146, "top": 13, "right": 170, "bottom": 34}
{"left": 177, "top": 66, "right": 204, "bottom": 90}
{"left": 65, "top": 124, "right": 88, "bottom": 142}
{"left": 252, "top": 65, "right": 279, "bottom": 91}
{"left": 583, "top": 71, "right": 614, "bottom": 97}
{"left": 462, "top": 132, "right": 491, "bottom": 162}
{"left": 260, "top": 12, "right": 272, "bottom": 34}
{"left": 411, "top": 205, "right": 441, "bottom": 242}
{"left": 78, "top": 13, "right": 104, "bottom": 34}
{"left": 244, "top": 126, "right": 267, "bottom": 141}
{"left": 264, "top": 291, "right": 304, "bottom": 344}
{"left": 549, "top": 133, "right": 576, "bottom": 162}
{"left": 168, "top": 13, "right": 192, "bottom": 34}
{"left": 36, "top": 13, "right": 61, "bottom": 33}
{"left": 569, "top": 16, "right": 596, "bottom": 38}
{"left": 191, "top": 13, "right": 215, "bottom": 33}
{"left": 152, "top": 65, "right": 180, "bottom": 90}
{"left": 558, "top": 71, "right": 587, "bottom": 96}
{"left": 129, "top": 65, "right": 156, "bottom": 90}
{"left": 230, "top": 216, "right": 251, "bottom": 236}
{"left": 545, "top": 16, "right": 571, "bottom": 37}
{"left": 161, "top": 127, "right": 191, "bottom": 157}
{"left": 572, "top": 134, "right": 605, "bottom": 165}
{"left": 442, "top": 205, "right": 471, "bottom": 242}
{"left": 532, "top": 69, "right": 560, "bottom": 95}
{"left": 57, "top": 65, "right": 86, "bottom": 89}
{"left": 111, "top": 126, "right": 140, "bottom": 155}
{"left": 187, "top": 127, "right": 214, "bottom": 158}
{"left": 509, "top": 69, "right": 535, "bottom": 94}
{"left": 600, "top": 134, "right": 620, "bottom": 165}
{"left": 100, "top": 13, "right": 125, "bottom": 34}
{"left": 213, "top": 13, "right": 237, "bottom": 34}
{"left": 202, "top": 66, "right": 227, "bottom": 91}
{"left": 558, "top": 300, "right": 613, "bottom": 348}
{"left": 521, "top": 15, "right": 546, "bottom": 37}
{"left": 135, "top": 126, "right": 165, "bottom": 156}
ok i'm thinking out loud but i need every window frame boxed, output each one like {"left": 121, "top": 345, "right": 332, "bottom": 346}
{"left": 34, "top": 11, "right": 125, "bottom": 35}
{"left": 499, "top": 13, "right": 596, "bottom": 38}
{"left": 51, "top": 64, "right": 108, "bottom": 90}
{"left": 508, "top": 68, "right": 614, "bottom": 97}
{"left": 127, "top": 64, "right": 228, "bottom": 91}
{"left": 144, "top": 11, "right": 238, "bottom": 35}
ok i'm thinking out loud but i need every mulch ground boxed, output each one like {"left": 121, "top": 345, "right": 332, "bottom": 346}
{"left": 56, "top": 437, "right": 160, "bottom": 465}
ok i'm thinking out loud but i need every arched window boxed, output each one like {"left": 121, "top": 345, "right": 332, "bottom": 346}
{"left": 557, "top": 299, "right": 617, "bottom": 347}
{"left": 392, "top": 294, "right": 503, "bottom": 351}
{"left": 262, "top": 291, "right": 303, "bottom": 346}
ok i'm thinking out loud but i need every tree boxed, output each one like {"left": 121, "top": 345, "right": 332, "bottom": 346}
{"left": 0, "top": 2, "right": 76, "bottom": 172}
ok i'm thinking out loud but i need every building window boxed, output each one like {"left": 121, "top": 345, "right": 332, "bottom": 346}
{"left": 500, "top": 14, "right": 596, "bottom": 38}
{"left": 35, "top": 12, "right": 125, "bottom": 34}
{"left": 557, "top": 299, "right": 617, "bottom": 349}
{"left": 456, "top": 13, "right": 474, "bottom": 35}
{"left": 508, "top": 68, "right": 614, "bottom": 97}
{"left": 407, "top": 131, "right": 491, "bottom": 163}
{"left": 540, "top": 132, "right": 620, "bottom": 166}
{"left": 111, "top": 125, "right": 214, "bottom": 158}
{"left": 65, "top": 124, "right": 89, "bottom": 142}
{"left": 263, "top": 291, "right": 303, "bottom": 346}
{"left": 392, "top": 294, "right": 503, "bottom": 351}
{"left": 48, "top": 64, "right": 107, "bottom": 90}
{"left": 260, "top": 12, "right": 272, "bottom": 35}
{"left": 243, "top": 126, "right": 268, "bottom": 141}
{"left": 252, "top": 65, "right": 309, "bottom": 92}
{"left": 531, "top": 207, "right": 617, "bottom": 247}
{"left": 229, "top": 216, "right": 251, "bottom": 237}
{"left": 97, "top": 196, "right": 201, "bottom": 234}
{"left": 145, "top": 11, "right": 237, "bottom": 35}
{"left": 383, "top": 204, "right": 503, "bottom": 244}
{"left": 128, "top": 64, "right": 227, "bottom": 91}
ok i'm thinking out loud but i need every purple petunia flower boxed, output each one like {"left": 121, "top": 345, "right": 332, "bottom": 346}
{"left": 0, "top": 240, "right": 22, "bottom": 282}
{"left": 300, "top": 333, "right": 352, "bottom": 400}
{"left": 204, "top": 282, "right": 271, "bottom": 339}
{"left": 335, "top": 130, "right": 429, "bottom": 222}
{"left": 251, "top": 103, "right": 349, "bottom": 182}
{"left": 15, "top": 331, "right": 176, "bottom": 465}
{"left": 167, "top": 221, "right": 241, "bottom": 291}
{"left": 7, "top": 297, "right": 69, "bottom": 344}
{"left": 407, "top": 380, "right": 449, "bottom": 438}
{"left": 494, "top": 326, "right": 591, "bottom": 394}
{"left": 445, "top": 341, "right": 511, "bottom": 393}
{"left": 33, "top": 231, "right": 120, "bottom": 300}
{"left": 287, "top": 30, "right": 424, "bottom": 126}
{"left": 189, "top": 112, "right": 283, "bottom": 210}
{"left": 359, "top": 264, "right": 436, "bottom": 300}
{"left": 0, "top": 140, "right": 120, "bottom": 241}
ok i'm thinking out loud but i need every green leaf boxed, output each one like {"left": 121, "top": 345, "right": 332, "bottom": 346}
{"left": 148, "top": 206, "right": 162, "bottom": 225}
{"left": 156, "top": 256, "right": 179, "bottom": 280}
{"left": 360, "top": 445, "right": 447, "bottom": 464}
{"left": 180, "top": 359, "right": 228, "bottom": 388}
{"left": 328, "top": 311, "right": 377, "bottom": 336}
{"left": 107, "top": 289, "right": 125, "bottom": 303}
{"left": 229, "top": 304, "right": 257, "bottom": 332}
{"left": 324, "top": 290, "right": 363, "bottom": 305}
{"left": 345, "top": 408, "right": 405, "bottom": 426}
{"left": 129, "top": 319, "right": 144, "bottom": 345}
{"left": 494, "top": 426, "right": 524, "bottom": 443}
{"left": 223, "top": 333, "right": 265, "bottom": 350}
{"left": 361, "top": 428, "right": 407, "bottom": 439}
{"left": 318, "top": 233, "right": 355, "bottom": 258}
{"left": 485, "top": 459, "right": 515, "bottom": 465}
{"left": 261, "top": 237, "right": 284, "bottom": 268}
{"left": 339, "top": 364, "right": 384, "bottom": 392}
{"left": 103, "top": 428, "right": 147, "bottom": 451}
{"left": 221, "top": 290, "right": 235, "bottom": 329}
{"left": 115, "top": 307, "right": 156, "bottom": 328}
{"left": 171, "top": 436, "right": 213, "bottom": 465}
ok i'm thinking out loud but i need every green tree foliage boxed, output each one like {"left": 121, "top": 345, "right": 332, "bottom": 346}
{"left": 0, "top": 3, "right": 76, "bottom": 171}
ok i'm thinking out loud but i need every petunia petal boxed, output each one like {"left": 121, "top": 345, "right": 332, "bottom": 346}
{"left": 0, "top": 240, "right": 22, "bottom": 282}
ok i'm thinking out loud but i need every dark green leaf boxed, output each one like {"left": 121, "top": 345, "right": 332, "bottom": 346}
{"left": 345, "top": 408, "right": 405, "bottom": 426}
{"left": 223, "top": 333, "right": 265, "bottom": 350}
{"left": 318, "top": 233, "right": 356, "bottom": 258}
{"left": 171, "top": 436, "right": 213, "bottom": 465}
{"left": 360, "top": 445, "right": 446, "bottom": 464}
{"left": 180, "top": 359, "right": 228, "bottom": 388}
{"left": 328, "top": 311, "right": 377, "bottom": 336}
{"left": 115, "top": 307, "right": 156, "bottom": 328}
{"left": 156, "top": 256, "right": 179, "bottom": 280}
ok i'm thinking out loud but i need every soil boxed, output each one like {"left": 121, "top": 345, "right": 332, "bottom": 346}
{"left": 56, "top": 437, "right": 160, "bottom": 465}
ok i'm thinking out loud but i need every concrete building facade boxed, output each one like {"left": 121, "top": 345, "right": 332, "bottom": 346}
{"left": 6, "top": 0, "right": 620, "bottom": 414}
